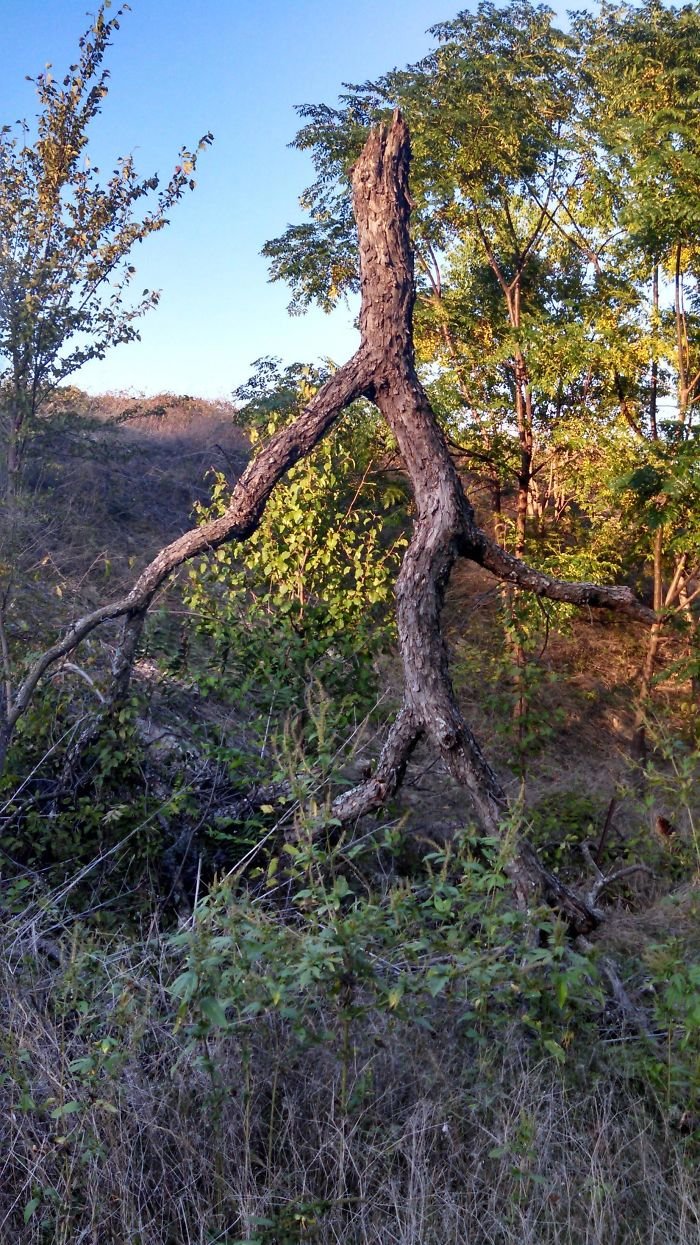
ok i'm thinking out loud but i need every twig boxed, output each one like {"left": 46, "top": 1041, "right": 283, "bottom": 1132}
{"left": 581, "top": 842, "right": 656, "bottom": 909}
{"left": 52, "top": 661, "right": 106, "bottom": 703}
{"left": 578, "top": 936, "right": 658, "bottom": 1040}
{"left": 594, "top": 797, "right": 617, "bottom": 867}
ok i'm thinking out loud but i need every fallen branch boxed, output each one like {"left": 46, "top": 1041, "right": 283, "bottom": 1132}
{"left": 580, "top": 842, "right": 656, "bottom": 913}
{"left": 577, "top": 936, "right": 658, "bottom": 1041}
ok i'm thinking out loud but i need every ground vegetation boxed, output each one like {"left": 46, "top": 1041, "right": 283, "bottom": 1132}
{"left": 0, "top": 4, "right": 698, "bottom": 1242}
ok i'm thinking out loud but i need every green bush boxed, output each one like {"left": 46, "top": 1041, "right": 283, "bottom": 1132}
{"left": 183, "top": 363, "right": 408, "bottom": 755}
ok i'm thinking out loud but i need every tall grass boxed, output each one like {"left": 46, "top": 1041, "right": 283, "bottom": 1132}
{"left": 1, "top": 870, "right": 698, "bottom": 1245}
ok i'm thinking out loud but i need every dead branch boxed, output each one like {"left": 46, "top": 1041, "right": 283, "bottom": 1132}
{"left": 3, "top": 114, "right": 663, "bottom": 935}
{"left": 475, "top": 537, "right": 656, "bottom": 624}
{"left": 577, "top": 936, "right": 658, "bottom": 1040}
{"left": 580, "top": 842, "right": 656, "bottom": 913}
{"left": 51, "top": 662, "right": 106, "bottom": 704}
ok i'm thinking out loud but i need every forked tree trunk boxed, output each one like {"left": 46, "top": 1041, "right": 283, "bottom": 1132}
{"left": 4, "top": 115, "right": 658, "bottom": 931}
{"left": 332, "top": 113, "right": 599, "bottom": 929}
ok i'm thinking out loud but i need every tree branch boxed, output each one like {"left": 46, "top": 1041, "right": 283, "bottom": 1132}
{"left": 8, "top": 350, "right": 371, "bottom": 730}
{"left": 473, "top": 535, "right": 657, "bottom": 625}
{"left": 332, "top": 703, "right": 422, "bottom": 822}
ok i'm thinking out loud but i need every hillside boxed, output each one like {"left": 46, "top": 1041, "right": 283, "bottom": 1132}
{"left": 0, "top": 388, "right": 697, "bottom": 1244}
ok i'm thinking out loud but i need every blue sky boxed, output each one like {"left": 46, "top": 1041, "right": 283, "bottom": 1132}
{"left": 0, "top": 1, "right": 569, "bottom": 400}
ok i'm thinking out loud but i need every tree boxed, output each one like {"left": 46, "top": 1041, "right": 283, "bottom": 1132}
{"left": 579, "top": 0, "right": 700, "bottom": 745}
{"left": 264, "top": 0, "right": 700, "bottom": 755}
{"left": 0, "top": 3, "right": 212, "bottom": 493}
{"left": 0, "top": 2, "right": 211, "bottom": 781}
{"left": 263, "top": 1, "right": 583, "bottom": 556}
{"left": 0, "top": 113, "right": 658, "bottom": 934}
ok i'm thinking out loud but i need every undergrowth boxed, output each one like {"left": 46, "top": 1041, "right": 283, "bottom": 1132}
{"left": 0, "top": 825, "right": 698, "bottom": 1245}
{"left": 0, "top": 383, "right": 698, "bottom": 1243}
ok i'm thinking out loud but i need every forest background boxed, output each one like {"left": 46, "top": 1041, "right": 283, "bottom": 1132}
{"left": 0, "top": 2, "right": 698, "bottom": 1243}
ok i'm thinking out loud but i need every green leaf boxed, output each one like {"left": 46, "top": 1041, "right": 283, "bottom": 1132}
{"left": 200, "top": 997, "right": 229, "bottom": 1028}
{"left": 23, "top": 1198, "right": 40, "bottom": 1223}
{"left": 388, "top": 985, "right": 404, "bottom": 1009}
{"left": 94, "top": 1098, "right": 119, "bottom": 1113}
{"left": 170, "top": 970, "right": 198, "bottom": 1001}
{"left": 426, "top": 972, "right": 451, "bottom": 998}
{"left": 543, "top": 1039, "right": 566, "bottom": 1065}
{"left": 50, "top": 1100, "right": 82, "bottom": 1119}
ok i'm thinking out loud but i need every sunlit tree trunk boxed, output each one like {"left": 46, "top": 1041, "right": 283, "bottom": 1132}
{"left": 2, "top": 115, "right": 658, "bottom": 930}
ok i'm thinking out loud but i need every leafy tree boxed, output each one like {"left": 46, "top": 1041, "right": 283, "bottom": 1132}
{"left": 0, "top": 2, "right": 212, "bottom": 492}
{"left": 264, "top": 0, "right": 700, "bottom": 750}
{"left": 579, "top": 0, "right": 700, "bottom": 738}
{"left": 264, "top": 0, "right": 586, "bottom": 555}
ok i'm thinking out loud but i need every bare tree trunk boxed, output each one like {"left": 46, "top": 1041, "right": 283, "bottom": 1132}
{"left": 675, "top": 243, "right": 690, "bottom": 422}
{"left": 678, "top": 577, "right": 699, "bottom": 704}
{"left": 513, "top": 350, "right": 534, "bottom": 560}
{"left": 631, "top": 264, "right": 663, "bottom": 762}
{"left": 3, "top": 388, "right": 29, "bottom": 500}
{"left": 2, "top": 115, "right": 659, "bottom": 929}
{"left": 632, "top": 526, "right": 664, "bottom": 761}
{"left": 337, "top": 115, "right": 600, "bottom": 928}
{"left": 633, "top": 549, "right": 691, "bottom": 762}
{"left": 633, "top": 252, "right": 690, "bottom": 762}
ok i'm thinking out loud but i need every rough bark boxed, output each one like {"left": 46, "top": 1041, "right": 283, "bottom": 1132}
{"left": 332, "top": 703, "right": 423, "bottom": 823}
{"left": 3, "top": 114, "right": 661, "bottom": 931}
{"left": 338, "top": 113, "right": 608, "bottom": 930}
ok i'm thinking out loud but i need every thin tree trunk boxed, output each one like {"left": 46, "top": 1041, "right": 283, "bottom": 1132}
{"left": 6, "top": 431, "right": 21, "bottom": 490}
{"left": 633, "top": 571, "right": 663, "bottom": 763}
{"left": 633, "top": 252, "right": 688, "bottom": 761}
{"left": 3, "top": 388, "right": 28, "bottom": 498}
{"left": 633, "top": 547, "right": 689, "bottom": 761}
{"left": 675, "top": 243, "right": 690, "bottom": 422}
{"left": 0, "top": 722, "right": 9, "bottom": 781}
{"left": 513, "top": 349, "right": 533, "bottom": 561}
{"left": 678, "top": 578, "right": 699, "bottom": 703}
{"left": 649, "top": 263, "right": 659, "bottom": 440}
{"left": 511, "top": 347, "right": 532, "bottom": 762}
{"left": 492, "top": 478, "right": 506, "bottom": 545}
{"left": 506, "top": 288, "right": 532, "bottom": 746}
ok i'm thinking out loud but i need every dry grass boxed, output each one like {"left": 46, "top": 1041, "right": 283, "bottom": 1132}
{"left": 0, "top": 890, "right": 698, "bottom": 1245}
{"left": 27, "top": 391, "right": 249, "bottom": 581}
{"left": 0, "top": 389, "right": 250, "bottom": 707}
{"left": 1, "top": 393, "right": 698, "bottom": 1242}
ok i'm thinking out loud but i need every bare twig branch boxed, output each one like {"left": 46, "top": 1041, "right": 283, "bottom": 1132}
{"left": 51, "top": 662, "right": 106, "bottom": 703}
